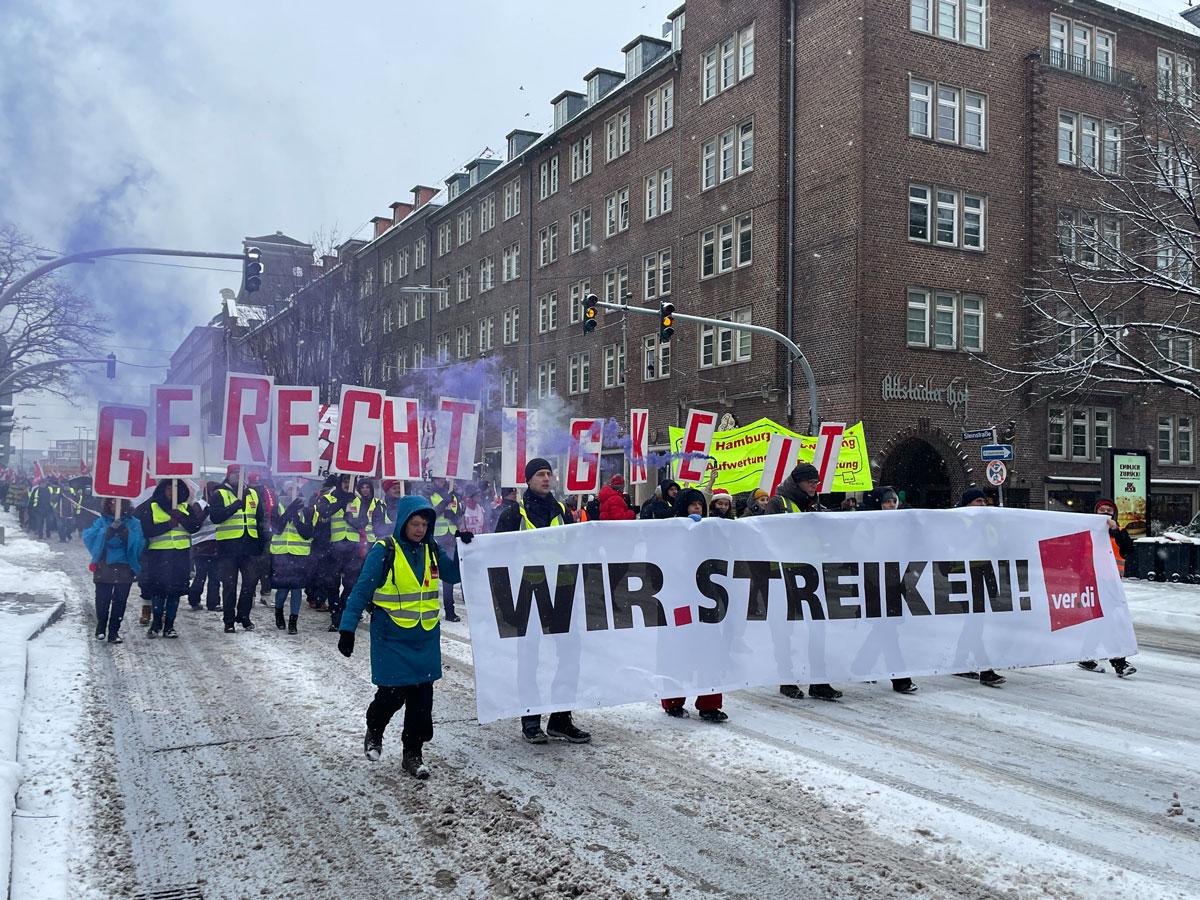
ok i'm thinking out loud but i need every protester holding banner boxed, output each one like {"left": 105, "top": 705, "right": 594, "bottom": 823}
{"left": 337, "top": 494, "right": 468, "bottom": 779}
{"left": 639, "top": 479, "right": 679, "bottom": 520}
{"left": 270, "top": 491, "right": 316, "bottom": 634}
{"left": 316, "top": 473, "right": 358, "bottom": 631}
{"left": 740, "top": 488, "right": 770, "bottom": 518}
{"left": 31, "top": 477, "right": 60, "bottom": 540}
{"left": 770, "top": 463, "right": 844, "bottom": 702}
{"left": 1078, "top": 499, "right": 1138, "bottom": 678}
{"left": 137, "top": 479, "right": 205, "bottom": 638}
{"left": 56, "top": 482, "right": 79, "bottom": 542}
{"left": 83, "top": 499, "right": 145, "bottom": 644}
{"left": 953, "top": 489, "right": 1007, "bottom": 687}
{"left": 346, "top": 477, "right": 387, "bottom": 546}
{"left": 427, "top": 477, "right": 462, "bottom": 622}
{"left": 659, "top": 488, "right": 730, "bottom": 722}
{"left": 494, "top": 457, "right": 593, "bottom": 745}
{"left": 209, "top": 466, "right": 268, "bottom": 633}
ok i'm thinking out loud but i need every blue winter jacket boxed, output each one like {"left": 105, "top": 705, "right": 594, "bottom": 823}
{"left": 340, "top": 495, "right": 461, "bottom": 687}
{"left": 82, "top": 514, "right": 146, "bottom": 574}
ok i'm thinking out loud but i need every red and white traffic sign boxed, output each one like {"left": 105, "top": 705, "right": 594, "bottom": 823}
{"left": 985, "top": 460, "right": 1008, "bottom": 486}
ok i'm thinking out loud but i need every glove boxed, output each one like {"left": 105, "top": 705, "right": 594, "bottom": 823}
{"left": 169, "top": 510, "right": 184, "bottom": 525}
{"left": 337, "top": 631, "right": 355, "bottom": 658}
{"left": 88, "top": 562, "right": 97, "bottom": 573}
{"left": 455, "top": 529, "right": 474, "bottom": 544}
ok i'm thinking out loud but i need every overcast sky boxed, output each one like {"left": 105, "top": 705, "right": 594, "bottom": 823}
{"left": 0, "top": 0, "right": 1193, "bottom": 446}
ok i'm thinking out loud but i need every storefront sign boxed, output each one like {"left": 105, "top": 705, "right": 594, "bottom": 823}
{"left": 881, "top": 374, "right": 969, "bottom": 412}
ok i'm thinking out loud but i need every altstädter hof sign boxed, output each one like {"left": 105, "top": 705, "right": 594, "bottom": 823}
{"left": 880, "top": 374, "right": 970, "bottom": 413}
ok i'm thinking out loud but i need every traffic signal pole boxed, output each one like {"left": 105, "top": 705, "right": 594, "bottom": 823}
{"left": 595, "top": 299, "right": 821, "bottom": 435}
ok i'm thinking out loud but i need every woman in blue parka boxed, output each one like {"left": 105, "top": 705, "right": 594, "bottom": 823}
{"left": 337, "top": 494, "right": 470, "bottom": 779}
{"left": 82, "top": 498, "right": 146, "bottom": 643}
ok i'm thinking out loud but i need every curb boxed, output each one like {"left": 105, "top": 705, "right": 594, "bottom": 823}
{"left": 23, "top": 599, "right": 66, "bottom": 644}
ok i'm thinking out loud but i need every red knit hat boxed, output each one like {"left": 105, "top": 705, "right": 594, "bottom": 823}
{"left": 609, "top": 474, "right": 625, "bottom": 487}
{"left": 712, "top": 488, "right": 732, "bottom": 499}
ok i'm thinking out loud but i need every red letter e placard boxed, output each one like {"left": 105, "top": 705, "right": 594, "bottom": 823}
{"left": 676, "top": 409, "right": 717, "bottom": 483}
{"left": 150, "top": 385, "right": 201, "bottom": 479}
{"left": 273, "top": 385, "right": 320, "bottom": 477}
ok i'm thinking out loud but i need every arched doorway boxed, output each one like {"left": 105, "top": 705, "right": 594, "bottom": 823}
{"left": 880, "top": 438, "right": 953, "bottom": 509}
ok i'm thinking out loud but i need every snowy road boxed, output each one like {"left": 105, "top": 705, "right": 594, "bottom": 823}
{"left": 20, "top": 537, "right": 1200, "bottom": 899}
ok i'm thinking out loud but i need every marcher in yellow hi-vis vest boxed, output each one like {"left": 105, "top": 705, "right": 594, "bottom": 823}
{"left": 135, "top": 479, "right": 204, "bottom": 638}
{"left": 767, "top": 463, "right": 845, "bottom": 703}
{"left": 493, "top": 457, "right": 592, "bottom": 746}
{"left": 315, "top": 473, "right": 358, "bottom": 631}
{"left": 208, "top": 465, "right": 268, "bottom": 633}
{"left": 346, "top": 477, "right": 388, "bottom": 546}
{"left": 427, "top": 477, "right": 462, "bottom": 621}
{"left": 270, "top": 490, "right": 316, "bottom": 634}
{"left": 337, "top": 494, "right": 472, "bottom": 779}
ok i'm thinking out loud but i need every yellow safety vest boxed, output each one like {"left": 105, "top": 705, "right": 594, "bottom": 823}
{"left": 347, "top": 496, "right": 384, "bottom": 543}
{"left": 517, "top": 498, "right": 566, "bottom": 531}
{"left": 322, "top": 491, "right": 355, "bottom": 542}
{"left": 371, "top": 540, "right": 440, "bottom": 630}
{"left": 147, "top": 501, "right": 192, "bottom": 551}
{"left": 270, "top": 505, "right": 314, "bottom": 556}
{"left": 778, "top": 496, "right": 800, "bottom": 513}
{"left": 215, "top": 488, "right": 259, "bottom": 541}
{"left": 430, "top": 492, "right": 459, "bottom": 537}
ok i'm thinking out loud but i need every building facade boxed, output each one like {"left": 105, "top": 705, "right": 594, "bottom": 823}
{"left": 220, "top": 0, "right": 1199, "bottom": 522}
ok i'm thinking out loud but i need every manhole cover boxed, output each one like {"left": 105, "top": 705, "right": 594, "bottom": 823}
{"left": 131, "top": 885, "right": 204, "bottom": 900}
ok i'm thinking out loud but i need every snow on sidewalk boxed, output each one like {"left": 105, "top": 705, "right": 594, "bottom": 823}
{"left": 0, "top": 514, "right": 78, "bottom": 898}
{"left": 1123, "top": 578, "right": 1200, "bottom": 635}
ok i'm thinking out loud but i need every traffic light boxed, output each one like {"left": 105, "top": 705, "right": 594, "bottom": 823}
{"left": 659, "top": 301, "right": 675, "bottom": 343}
{"left": 583, "top": 292, "right": 599, "bottom": 334}
{"left": 105, "top": 353, "right": 117, "bottom": 379}
{"left": 243, "top": 247, "right": 264, "bottom": 293}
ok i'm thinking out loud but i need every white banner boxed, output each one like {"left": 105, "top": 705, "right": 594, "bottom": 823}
{"left": 459, "top": 508, "right": 1138, "bottom": 723}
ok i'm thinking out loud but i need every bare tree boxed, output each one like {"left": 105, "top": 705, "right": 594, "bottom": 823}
{"left": 995, "top": 74, "right": 1200, "bottom": 403}
{"left": 0, "top": 224, "right": 111, "bottom": 397}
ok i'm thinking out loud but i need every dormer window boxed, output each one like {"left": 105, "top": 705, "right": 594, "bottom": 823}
{"left": 626, "top": 47, "right": 643, "bottom": 78}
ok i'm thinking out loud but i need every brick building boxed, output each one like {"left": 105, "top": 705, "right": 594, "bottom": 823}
{"left": 225, "top": 0, "right": 1200, "bottom": 521}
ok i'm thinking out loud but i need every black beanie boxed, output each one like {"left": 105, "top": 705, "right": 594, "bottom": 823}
{"left": 959, "top": 488, "right": 987, "bottom": 507}
{"left": 525, "top": 457, "right": 553, "bottom": 482}
{"left": 790, "top": 463, "right": 820, "bottom": 483}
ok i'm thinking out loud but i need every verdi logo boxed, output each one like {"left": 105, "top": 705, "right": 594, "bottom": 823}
{"left": 1038, "top": 531, "right": 1104, "bottom": 632}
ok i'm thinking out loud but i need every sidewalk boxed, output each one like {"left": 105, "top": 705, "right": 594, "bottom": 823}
{"left": 0, "top": 516, "right": 73, "bottom": 896}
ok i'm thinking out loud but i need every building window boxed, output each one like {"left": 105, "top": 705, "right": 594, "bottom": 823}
{"left": 538, "top": 293, "right": 558, "bottom": 334}
{"left": 538, "top": 223, "right": 559, "bottom": 267}
{"left": 1158, "top": 49, "right": 1194, "bottom": 105}
{"left": 569, "top": 352, "right": 591, "bottom": 395}
{"left": 457, "top": 210, "right": 472, "bottom": 245}
{"left": 479, "top": 195, "right": 496, "bottom": 232}
{"left": 413, "top": 293, "right": 427, "bottom": 321}
{"left": 435, "top": 276, "right": 450, "bottom": 311}
{"left": 502, "top": 243, "right": 521, "bottom": 282}
{"left": 503, "top": 306, "right": 520, "bottom": 345}
{"left": 1049, "top": 405, "right": 1113, "bottom": 461}
{"left": 570, "top": 207, "right": 592, "bottom": 253}
{"left": 456, "top": 266, "right": 472, "bottom": 303}
{"left": 911, "top": 0, "right": 987, "bottom": 48}
{"left": 643, "top": 334, "right": 671, "bottom": 381}
{"left": 605, "top": 188, "right": 630, "bottom": 237}
{"left": 1156, "top": 238, "right": 1194, "bottom": 286}
{"left": 1050, "top": 16, "right": 1116, "bottom": 82}
{"left": 906, "top": 287, "right": 984, "bottom": 352}
{"left": 1058, "top": 110, "right": 1120, "bottom": 172}
{"left": 910, "top": 78, "right": 986, "bottom": 150}
{"left": 479, "top": 256, "right": 495, "bottom": 293}
{"left": 645, "top": 82, "right": 674, "bottom": 140}
{"left": 643, "top": 248, "right": 672, "bottom": 300}
{"left": 383, "top": 304, "right": 393, "bottom": 334}
{"left": 382, "top": 256, "right": 394, "bottom": 286}
{"left": 414, "top": 237, "right": 427, "bottom": 269}
{"left": 702, "top": 23, "right": 754, "bottom": 101}
{"left": 605, "top": 108, "right": 631, "bottom": 161}
{"left": 537, "top": 361, "right": 557, "bottom": 399}
{"left": 502, "top": 369, "right": 518, "bottom": 406}
{"left": 437, "top": 223, "right": 452, "bottom": 257}
{"left": 398, "top": 297, "right": 409, "bottom": 328}
{"left": 436, "top": 332, "right": 450, "bottom": 364}
{"left": 604, "top": 265, "right": 629, "bottom": 304}
{"left": 1158, "top": 415, "right": 1194, "bottom": 465}
{"left": 478, "top": 316, "right": 495, "bottom": 353}
{"left": 1056, "top": 207, "right": 1119, "bottom": 268}
{"left": 700, "top": 213, "right": 752, "bottom": 278}
{"left": 538, "top": 156, "right": 560, "bottom": 200}
{"left": 568, "top": 280, "right": 591, "bottom": 324}
{"left": 455, "top": 325, "right": 470, "bottom": 360}
{"left": 908, "top": 184, "right": 985, "bottom": 251}
{"left": 603, "top": 342, "right": 627, "bottom": 388}
{"left": 398, "top": 248, "right": 410, "bottom": 278}
{"left": 571, "top": 135, "right": 593, "bottom": 182}
{"left": 413, "top": 343, "right": 425, "bottom": 368}
{"left": 700, "top": 120, "right": 753, "bottom": 191}
{"left": 699, "top": 308, "right": 752, "bottom": 368}
{"left": 644, "top": 166, "right": 673, "bottom": 219}
{"left": 502, "top": 178, "right": 521, "bottom": 220}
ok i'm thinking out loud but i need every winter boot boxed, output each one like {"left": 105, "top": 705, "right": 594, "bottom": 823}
{"left": 163, "top": 628, "right": 179, "bottom": 639}
{"left": 664, "top": 706, "right": 689, "bottom": 719}
{"left": 287, "top": 615, "right": 298, "bottom": 635}
{"left": 138, "top": 604, "right": 151, "bottom": 626}
{"left": 522, "top": 723, "right": 549, "bottom": 744}
{"left": 809, "top": 683, "right": 843, "bottom": 701}
{"left": 1112, "top": 659, "right": 1137, "bottom": 677}
{"left": 979, "top": 669, "right": 1006, "bottom": 687}
{"left": 698, "top": 708, "right": 729, "bottom": 723}
{"left": 892, "top": 678, "right": 918, "bottom": 694}
{"left": 239, "top": 618, "right": 255, "bottom": 631}
{"left": 275, "top": 608, "right": 286, "bottom": 630}
{"left": 364, "top": 729, "right": 383, "bottom": 761}
{"left": 224, "top": 624, "right": 237, "bottom": 634}
{"left": 1077, "top": 660, "right": 1100, "bottom": 672}
{"left": 401, "top": 749, "right": 430, "bottom": 780}
{"left": 546, "top": 716, "right": 592, "bottom": 744}
{"left": 779, "top": 684, "right": 805, "bottom": 700}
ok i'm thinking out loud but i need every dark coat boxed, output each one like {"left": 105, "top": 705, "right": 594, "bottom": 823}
{"left": 137, "top": 481, "right": 204, "bottom": 595}
{"left": 269, "top": 499, "right": 317, "bottom": 590}
{"left": 339, "top": 496, "right": 461, "bottom": 686}
{"left": 207, "top": 481, "right": 268, "bottom": 556}
{"left": 639, "top": 479, "right": 680, "bottom": 520}
{"left": 673, "top": 488, "right": 709, "bottom": 518}
{"left": 766, "top": 476, "right": 818, "bottom": 515}
{"left": 494, "top": 489, "right": 571, "bottom": 533}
